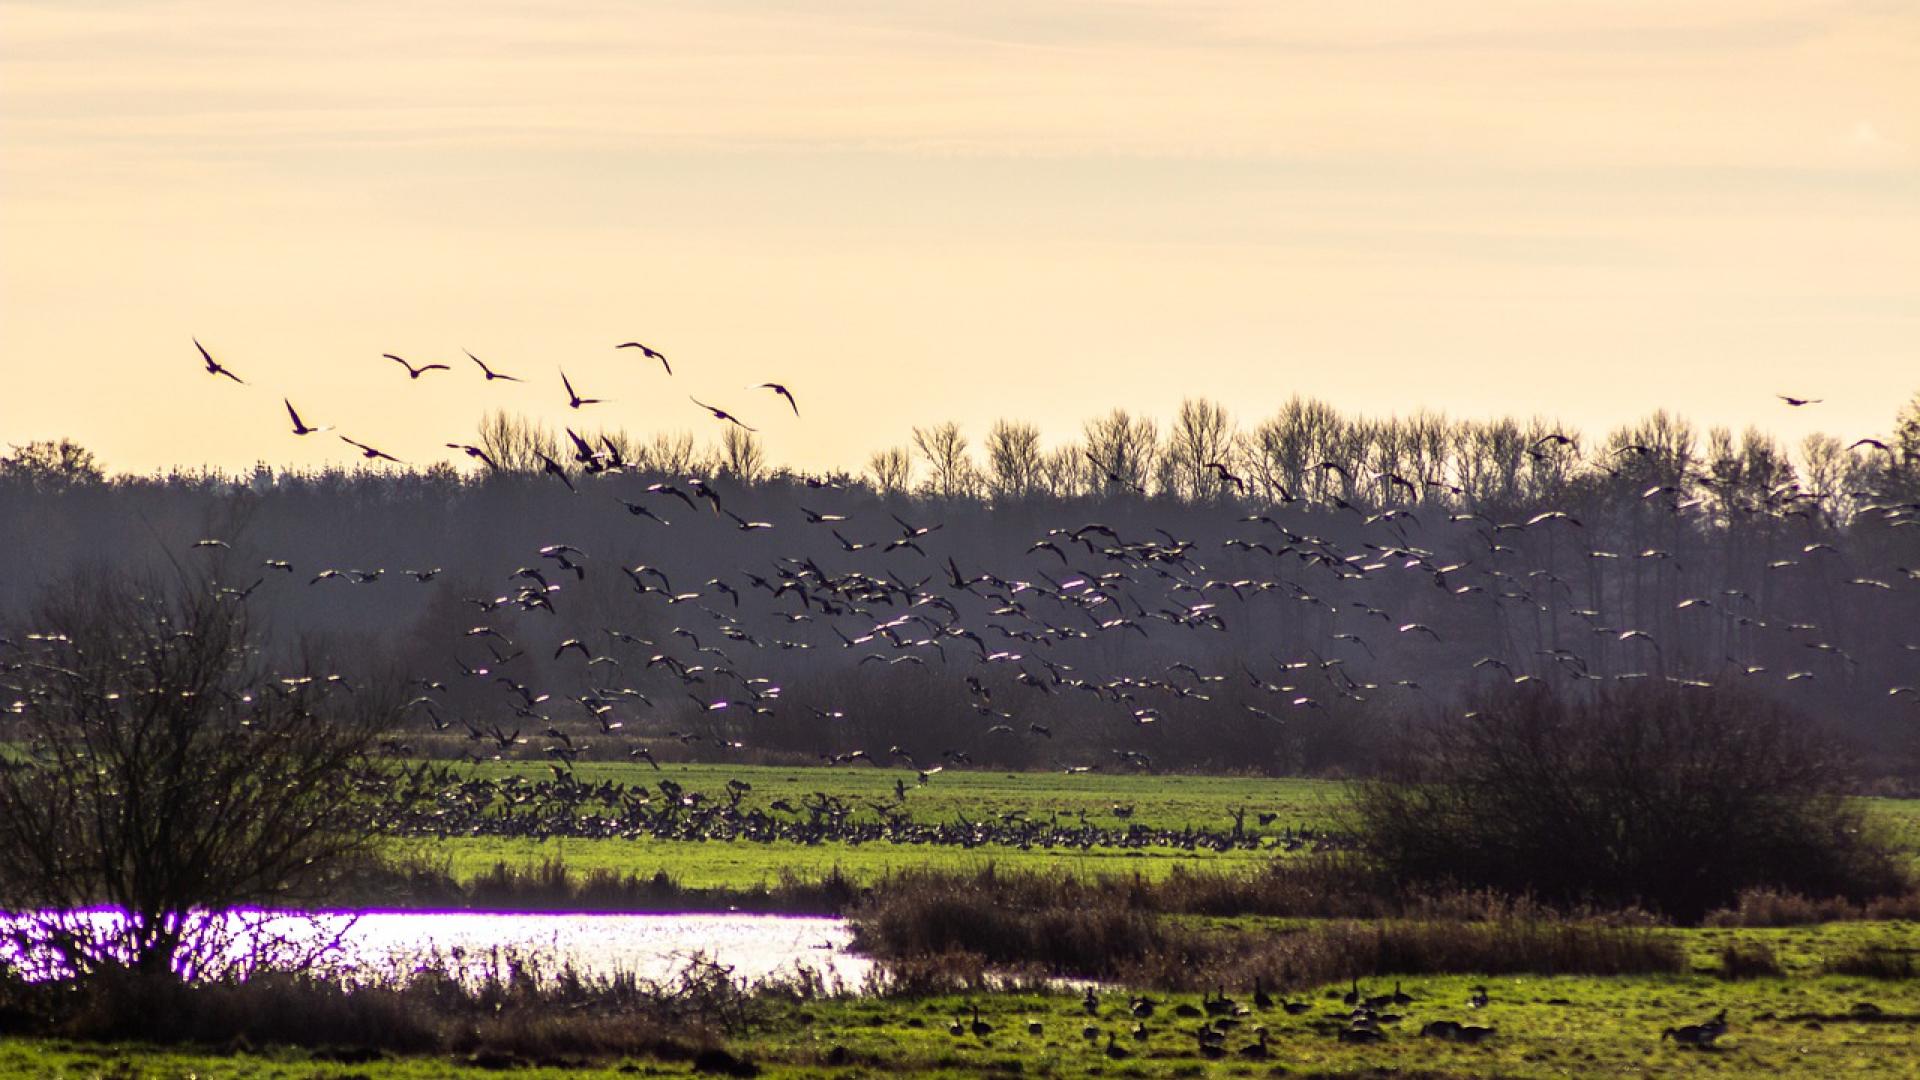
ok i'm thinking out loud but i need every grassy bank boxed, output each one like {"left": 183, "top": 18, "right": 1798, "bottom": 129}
{"left": 388, "top": 835, "right": 1277, "bottom": 893}
{"left": 7, "top": 968, "right": 1918, "bottom": 1078}
{"left": 6, "top": 863, "right": 1915, "bottom": 1077}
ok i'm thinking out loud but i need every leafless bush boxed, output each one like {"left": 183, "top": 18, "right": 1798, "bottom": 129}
{"left": 0, "top": 951, "right": 754, "bottom": 1062}
{"left": 1704, "top": 887, "right": 1920, "bottom": 927}
{"left": 1715, "top": 941, "right": 1783, "bottom": 979}
{"left": 1351, "top": 682, "right": 1908, "bottom": 921}
{"left": 0, "top": 561, "right": 394, "bottom": 980}
{"left": 1821, "top": 946, "right": 1917, "bottom": 980}
{"left": 847, "top": 863, "right": 1683, "bottom": 989}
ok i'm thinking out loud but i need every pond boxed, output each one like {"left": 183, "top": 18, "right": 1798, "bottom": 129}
{"left": 2, "top": 909, "right": 872, "bottom": 988}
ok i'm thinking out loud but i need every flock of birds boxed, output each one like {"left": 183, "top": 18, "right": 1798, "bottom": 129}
{"left": 0, "top": 336, "right": 1843, "bottom": 814}
{"left": 380, "top": 760, "right": 1345, "bottom": 851}
{"left": 196, "top": 336, "right": 798, "bottom": 466}
{"left": 921, "top": 980, "right": 1753, "bottom": 1059}
{"left": 138, "top": 340, "right": 1920, "bottom": 807}
{"left": 1, "top": 340, "right": 1909, "bottom": 1066}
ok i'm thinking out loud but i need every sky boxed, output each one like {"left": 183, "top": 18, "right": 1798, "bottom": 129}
{"left": 2, "top": 0, "right": 1915, "bottom": 476}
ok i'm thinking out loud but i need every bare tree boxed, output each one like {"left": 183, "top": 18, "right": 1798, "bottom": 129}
{"left": 1037, "top": 445, "right": 1088, "bottom": 499}
{"left": 983, "top": 420, "right": 1043, "bottom": 504}
{"left": 1082, "top": 409, "right": 1159, "bottom": 496}
{"left": 867, "top": 445, "right": 913, "bottom": 497}
{"left": 640, "top": 431, "right": 698, "bottom": 477}
{"left": 719, "top": 426, "right": 766, "bottom": 484}
{"left": 1897, "top": 392, "right": 1920, "bottom": 464}
{"left": 1164, "top": 398, "right": 1237, "bottom": 502}
{"left": 475, "top": 410, "right": 561, "bottom": 474}
{"left": 0, "top": 562, "right": 392, "bottom": 980}
{"left": 912, "top": 422, "right": 977, "bottom": 501}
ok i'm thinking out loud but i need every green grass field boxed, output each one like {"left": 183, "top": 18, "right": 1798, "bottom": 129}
{"left": 29, "top": 764, "right": 1902, "bottom": 1076}
{"left": 12, "top": 965, "right": 1918, "bottom": 1078}
{"left": 398, "top": 834, "right": 1276, "bottom": 889}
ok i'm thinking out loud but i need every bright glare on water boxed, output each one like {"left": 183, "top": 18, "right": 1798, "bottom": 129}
{"left": 2, "top": 909, "right": 870, "bottom": 988}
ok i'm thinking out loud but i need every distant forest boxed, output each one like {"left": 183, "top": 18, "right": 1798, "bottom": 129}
{"left": 6, "top": 393, "right": 1918, "bottom": 777}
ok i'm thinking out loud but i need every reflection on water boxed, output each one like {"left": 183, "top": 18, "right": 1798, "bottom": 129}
{"left": 2, "top": 909, "right": 870, "bottom": 988}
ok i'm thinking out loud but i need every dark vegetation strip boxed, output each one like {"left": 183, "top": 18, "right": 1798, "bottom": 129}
{"left": 0, "top": 956, "right": 780, "bottom": 1074}
{"left": 346, "top": 853, "right": 1920, "bottom": 925}
{"left": 847, "top": 865, "right": 1687, "bottom": 991}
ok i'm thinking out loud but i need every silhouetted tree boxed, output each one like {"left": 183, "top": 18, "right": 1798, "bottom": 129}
{"left": 719, "top": 426, "right": 765, "bottom": 483}
{"left": 1083, "top": 409, "right": 1159, "bottom": 495}
{"left": 1164, "top": 398, "right": 1237, "bottom": 502}
{"left": 867, "top": 445, "right": 912, "bottom": 497}
{"left": 1353, "top": 683, "right": 1905, "bottom": 920}
{"left": 912, "top": 422, "right": 977, "bottom": 501}
{"left": 984, "top": 420, "right": 1043, "bottom": 503}
{"left": 0, "top": 439, "right": 104, "bottom": 491}
{"left": 475, "top": 409, "right": 561, "bottom": 474}
{"left": 0, "top": 562, "right": 394, "bottom": 979}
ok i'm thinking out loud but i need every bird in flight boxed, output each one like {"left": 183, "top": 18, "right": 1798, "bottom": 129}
{"left": 1203, "top": 462, "right": 1246, "bottom": 493}
{"left": 1777, "top": 395, "right": 1822, "bottom": 407}
{"left": 535, "top": 450, "right": 576, "bottom": 491}
{"left": 561, "top": 370, "right": 604, "bottom": 409}
{"left": 691, "top": 397, "right": 755, "bottom": 431}
{"left": 339, "top": 435, "right": 403, "bottom": 463}
{"left": 468, "top": 351, "right": 522, "bottom": 382}
{"left": 284, "top": 399, "right": 331, "bottom": 436}
{"left": 194, "top": 339, "right": 244, "bottom": 384}
{"left": 618, "top": 342, "right": 671, "bottom": 375}
{"left": 445, "top": 443, "right": 500, "bottom": 470}
{"left": 384, "top": 354, "right": 451, "bottom": 379}
{"left": 758, "top": 383, "right": 800, "bottom": 417}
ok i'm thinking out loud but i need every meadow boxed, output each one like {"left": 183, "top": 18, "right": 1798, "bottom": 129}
{"left": 9, "top": 967, "right": 1917, "bottom": 1078}
{"left": 10, "top": 762, "right": 1917, "bottom": 1079}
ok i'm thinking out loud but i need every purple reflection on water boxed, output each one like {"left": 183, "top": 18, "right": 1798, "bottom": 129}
{"left": 1, "top": 909, "right": 867, "bottom": 987}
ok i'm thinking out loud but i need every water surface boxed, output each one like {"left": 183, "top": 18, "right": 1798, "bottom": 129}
{"left": 4, "top": 909, "right": 870, "bottom": 987}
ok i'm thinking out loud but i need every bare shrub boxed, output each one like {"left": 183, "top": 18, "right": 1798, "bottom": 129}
{"left": 1351, "top": 682, "right": 1907, "bottom": 921}
{"left": 1821, "top": 947, "right": 1917, "bottom": 980}
{"left": 848, "top": 865, "right": 1682, "bottom": 990}
{"left": 1701, "top": 887, "right": 1920, "bottom": 927}
{"left": 2, "top": 953, "right": 746, "bottom": 1061}
{"left": 0, "top": 561, "right": 393, "bottom": 979}
{"left": 1715, "top": 941, "right": 1783, "bottom": 979}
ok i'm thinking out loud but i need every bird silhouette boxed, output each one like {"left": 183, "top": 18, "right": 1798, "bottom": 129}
{"left": 561, "top": 370, "right": 604, "bottom": 409}
{"left": 284, "top": 399, "right": 330, "bottom": 435}
{"left": 758, "top": 383, "right": 800, "bottom": 416}
{"left": 384, "top": 354, "right": 451, "bottom": 379}
{"left": 194, "top": 339, "right": 245, "bottom": 384}
{"left": 339, "top": 435, "right": 402, "bottom": 463}
{"left": 691, "top": 397, "right": 755, "bottom": 431}
{"left": 467, "top": 351, "right": 523, "bottom": 382}
{"left": 617, "top": 341, "right": 671, "bottom": 374}
{"left": 445, "top": 443, "right": 501, "bottom": 470}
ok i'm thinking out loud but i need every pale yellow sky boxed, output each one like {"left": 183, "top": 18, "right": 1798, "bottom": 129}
{"left": 2, "top": 1, "right": 1915, "bottom": 475}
